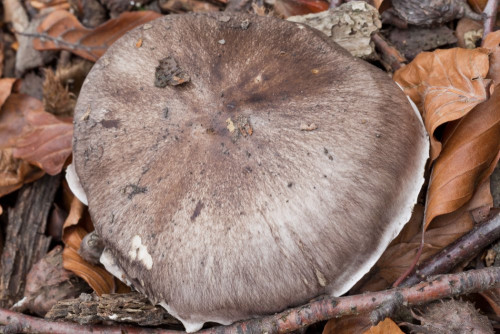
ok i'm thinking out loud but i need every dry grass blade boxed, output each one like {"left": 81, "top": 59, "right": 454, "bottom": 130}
{"left": 394, "top": 48, "right": 490, "bottom": 161}
{"left": 32, "top": 10, "right": 162, "bottom": 61}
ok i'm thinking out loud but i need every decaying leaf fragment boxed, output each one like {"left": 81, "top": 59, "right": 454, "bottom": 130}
{"left": 32, "top": 10, "right": 162, "bottom": 61}
{"left": 0, "top": 78, "right": 45, "bottom": 196}
{"left": 13, "top": 245, "right": 88, "bottom": 316}
{"left": 0, "top": 93, "right": 73, "bottom": 175}
{"left": 364, "top": 318, "right": 404, "bottom": 334}
{"left": 0, "top": 148, "right": 44, "bottom": 197}
{"left": 61, "top": 196, "right": 117, "bottom": 295}
{"left": 483, "top": 31, "right": 500, "bottom": 84}
{"left": 274, "top": 0, "right": 329, "bottom": 18}
{"left": 394, "top": 47, "right": 490, "bottom": 161}
{"left": 425, "top": 87, "right": 500, "bottom": 227}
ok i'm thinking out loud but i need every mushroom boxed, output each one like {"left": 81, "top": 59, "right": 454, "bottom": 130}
{"left": 70, "top": 12, "right": 429, "bottom": 332}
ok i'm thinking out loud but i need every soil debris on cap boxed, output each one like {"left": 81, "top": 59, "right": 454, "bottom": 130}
{"left": 154, "top": 56, "right": 190, "bottom": 88}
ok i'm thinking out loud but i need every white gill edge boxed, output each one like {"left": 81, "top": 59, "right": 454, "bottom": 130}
{"left": 66, "top": 163, "right": 89, "bottom": 205}
{"left": 328, "top": 83, "right": 429, "bottom": 298}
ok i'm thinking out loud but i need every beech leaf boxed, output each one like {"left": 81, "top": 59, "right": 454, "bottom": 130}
{"left": 33, "top": 10, "right": 162, "bottom": 61}
{"left": 393, "top": 48, "right": 490, "bottom": 161}
{"left": 362, "top": 180, "right": 492, "bottom": 291}
{"left": 0, "top": 93, "right": 73, "bottom": 175}
{"left": 424, "top": 87, "right": 500, "bottom": 227}
{"left": 274, "top": 0, "right": 329, "bottom": 18}
{"left": 363, "top": 318, "right": 404, "bottom": 334}
{"left": 483, "top": 31, "right": 500, "bottom": 84}
{"left": 62, "top": 196, "right": 117, "bottom": 295}
{"left": 0, "top": 148, "right": 44, "bottom": 197}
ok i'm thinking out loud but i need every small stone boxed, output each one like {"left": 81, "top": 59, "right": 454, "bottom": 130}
{"left": 218, "top": 39, "right": 226, "bottom": 45}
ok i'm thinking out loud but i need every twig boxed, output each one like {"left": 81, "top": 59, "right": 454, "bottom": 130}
{"left": 371, "top": 33, "right": 406, "bottom": 72}
{"left": 17, "top": 31, "right": 105, "bottom": 52}
{"left": 2, "top": 267, "right": 500, "bottom": 333}
{"left": 483, "top": 0, "right": 499, "bottom": 38}
{"left": 400, "top": 210, "right": 500, "bottom": 287}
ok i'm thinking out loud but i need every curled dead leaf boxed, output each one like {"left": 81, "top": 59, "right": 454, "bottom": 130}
{"left": 362, "top": 180, "right": 492, "bottom": 291}
{"left": 363, "top": 318, "right": 404, "bottom": 334}
{"left": 17, "top": 245, "right": 88, "bottom": 316}
{"left": 424, "top": 86, "right": 500, "bottom": 227}
{"left": 323, "top": 315, "right": 371, "bottom": 334}
{"left": 0, "top": 78, "right": 17, "bottom": 108}
{"left": 393, "top": 48, "right": 490, "bottom": 161}
{"left": 0, "top": 93, "right": 72, "bottom": 175}
{"left": 0, "top": 148, "right": 44, "bottom": 197}
{"left": 33, "top": 10, "right": 162, "bottom": 61}
{"left": 274, "top": 0, "right": 329, "bottom": 18}
{"left": 61, "top": 196, "right": 117, "bottom": 295}
{"left": 63, "top": 242, "right": 115, "bottom": 295}
{"left": 483, "top": 31, "right": 500, "bottom": 84}
{"left": 29, "top": 0, "right": 69, "bottom": 10}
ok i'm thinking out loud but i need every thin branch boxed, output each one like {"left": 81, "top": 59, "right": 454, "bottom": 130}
{"left": 2, "top": 267, "right": 500, "bottom": 333}
{"left": 483, "top": 0, "right": 500, "bottom": 38}
{"left": 400, "top": 210, "right": 500, "bottom": 287}
{"left": 15, "top": 31, "right": 104, "bottom": 57}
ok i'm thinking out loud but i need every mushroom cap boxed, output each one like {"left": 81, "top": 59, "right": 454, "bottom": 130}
{"left": 73, "top": 12, "right": 428, "bottom": 331}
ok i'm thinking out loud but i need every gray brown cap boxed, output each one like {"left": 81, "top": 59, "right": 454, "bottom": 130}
{"left": 72, "top": 12, "right": 428, "bottom": 332}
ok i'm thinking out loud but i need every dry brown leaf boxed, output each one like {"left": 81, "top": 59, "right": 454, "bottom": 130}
{"left": 0, "top": 89, "right": 46, "bottom": 196}
{"left": 424, "top": 86, "right": 500, "bottom": 227}
{"left": 372, "top": 0, "right": 384, "bottom": 9}
{"left": 0, "top": 148, "right": 44, "bottom": 197}
{"left": 362, "top": 180, "right": 491, "bottom": 291}
{"left": 0, "top": 38, "right": 3, "bottom": 77}
{"left": 323, "top": 315, "right": 371, "bottom": 334}
{"left": 0, "top": 93, "right": 73, "bottom": 175}
{"left": 274, "top": 0, "right": 329, "bottom": 18}
{"left": 62, "top": 196, "right": 117, "bottom": 295}
{"left": 0, "top": 78, "right": 17, "bottom": 108}
{"left": 62, "top": 195, "right": 85, "bottom": 232}
{"left": 29, "top": 0, "right": 69, "bottom": 10}
{"left": 158, "top": 0, "right": 220, "bottom": 13}
{"left": 363, "top": 318, "right": 404, "bottom": 334}
{"left": 480, "top": 288, "right": 500, "bottom": 315}
{"left": 483, "top": 31, "right": 500, "bottom": 84}
{"left": 63, "top": 241, "right": 116, "bottom": 295}
{"left": 13, "top": 112, "right": 73, "bottom": 175}
{"left": 393, "top": 48, "right": 490, "bottom": 161}
{"left": 33, "top": 10, "right": 162, "bottom": 62}
{"left": 17, "top": 245, "right": 88, "bottom": 316}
